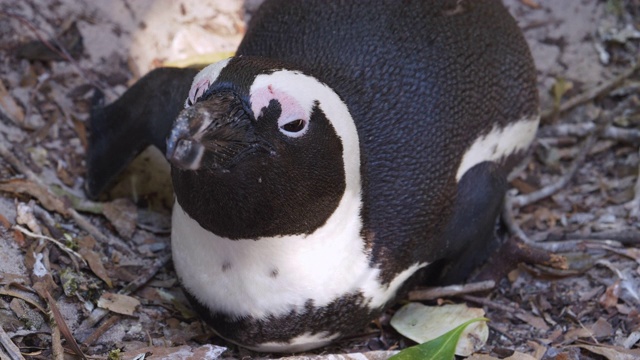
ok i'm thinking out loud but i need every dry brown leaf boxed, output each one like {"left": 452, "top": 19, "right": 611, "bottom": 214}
{"left": 82, "top": 314, "right": 121, "bottom": 346}
{"left": 599, "top": 280, "right": 620, "bottom": 308}
{"left": 604, "top": 246, "right": 640, "bottom": 262}
{"left": 0, "top": 213, "right": 24, "bottom": 246}
{"left": 576, "top": 344, "right": 640, "bottom": 360}
{"left": 26, "top": 244, "right": 58, "bottom": 299}
{"left": 0, "top": 325, "right": 24, "bottom": 360}
{"left": 0, "top": 289, "right": 47, "bottom": 314}
{"left": 564, "top": 327, "right": 593, "bottom": 342}
{"left": 44, "top": 290, "right": 86, "bottom": 359}
{"left": 0, "top": 213, "right": 10, "bottom": 229}
{"left": 0, "top": 80, "right": 25, "bottom": 124}
{"left": 469, "top": 352, "right": 537, "bottom": 360}
{"left": 0, "top": 179, "right": 70, "bottom": 216}
{"left": 16, "top": 202, "right": 41, "bottom": 235}
{"left": 78, "top": 248, "right": 113, "bottom": 287}
{"left": 520, "top": 0, "right": 541, "bottom": 9}
{"left": 511, "top": 178, "right": 538, "bottom": 194}
{"left": 515, "top": 312, "right": 549, "bottom": 331}
{"left": 467, "top": 355, "right": 499, "bottom": 360}
{"left": 97, "top": 292, "right": 140, "bottom": 316}
{"left": 77, "top": 235, "right": 96, "bottom": 248}
{"left": 590, "top": 317, "right": 613, "bottom": 338}
{"left": 55, "top": 162, "right": 75, "bottom": 187}
{"left": 71, "top": 115, "right": 88, "bottom": 150}
{"left": 526, "top": 340, "right": 548, "bottom": 359}
{"left": 102, "top": 198, "right": 137, "bottom": 239}
{"left": 122, "top": 344, "right": 227, "bottom": 360}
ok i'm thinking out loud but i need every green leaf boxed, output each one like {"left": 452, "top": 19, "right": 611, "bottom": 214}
{"left": 389, "top": 317, "right": 488, "bottom": 360}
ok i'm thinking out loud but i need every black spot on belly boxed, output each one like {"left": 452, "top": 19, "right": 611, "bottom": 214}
{"left": 491, "top": 144, "right": 498, "bottom": 155}
{"left": 270, "top": 268, "right": 279, "bottom": 278}
{"left": 222, "top": 262, "right": 231, "bottom": 272}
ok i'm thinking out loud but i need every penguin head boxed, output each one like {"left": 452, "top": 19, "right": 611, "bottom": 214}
{"left": 166, "top": 57, "right": 361, "bottom": 240}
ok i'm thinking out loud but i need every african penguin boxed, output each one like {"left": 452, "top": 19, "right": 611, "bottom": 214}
{"left": 86, "top": 0, "right": 539, "bottom": 353}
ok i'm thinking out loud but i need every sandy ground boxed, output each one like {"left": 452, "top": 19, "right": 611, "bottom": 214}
{"left": 0, "top": 0, "right": 639, "bottom": 359}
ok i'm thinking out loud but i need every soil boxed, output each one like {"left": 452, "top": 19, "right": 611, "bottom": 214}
{"left": 0, "top": 0, "right": 638, "bottom": 359}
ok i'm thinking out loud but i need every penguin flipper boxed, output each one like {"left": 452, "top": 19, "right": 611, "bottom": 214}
{"left": 85, "top": 67, "right": 199, "bottom": 199}
{"left": 437, "top": 161, "right": 508, "bottom": 284}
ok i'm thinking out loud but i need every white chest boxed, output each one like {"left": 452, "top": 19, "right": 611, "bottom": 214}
{"left": 171, "top": 191, "right": 426, "bottom": 320}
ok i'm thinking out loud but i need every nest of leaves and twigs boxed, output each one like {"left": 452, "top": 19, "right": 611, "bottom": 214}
{"left": 0, "top": 1, "right": 639, "bottom": 359}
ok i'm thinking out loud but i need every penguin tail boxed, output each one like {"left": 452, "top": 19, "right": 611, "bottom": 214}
{"left": 85, "top": 67, "right": 199, "bottom": 199}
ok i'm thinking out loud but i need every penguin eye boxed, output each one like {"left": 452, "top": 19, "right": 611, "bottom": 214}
{"left": 279, "top": 119, "right": 307, "bottom": 136}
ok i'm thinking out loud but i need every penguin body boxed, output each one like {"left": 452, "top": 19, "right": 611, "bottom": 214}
{"left": 86, "top": 0, "right": 539, "bottom": 352}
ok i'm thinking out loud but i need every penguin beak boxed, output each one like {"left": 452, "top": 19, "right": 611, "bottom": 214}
{"left": 166, "top": 91, "right": 266, "bottom": 171}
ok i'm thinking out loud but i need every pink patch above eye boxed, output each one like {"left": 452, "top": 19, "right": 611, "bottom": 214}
{"left": 251, "top": 86, "right": 308, "bottom": 125}
{"left": 188, "top": 78, "right": 210, "bottom": 105}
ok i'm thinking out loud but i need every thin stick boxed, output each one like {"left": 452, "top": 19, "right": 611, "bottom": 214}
{"left": 0, "top": 326, "right": 25, "bottom": 360}
{"left": 512, "top": 120, "right": 603, "bottom": 208}
{"left": 0, "top": 139, "right": 134, "bottom": 257}
{"left": 77, "top": 254, "right": 171, "bottom": 335}
{"left": 548, "top": 231, "right": 639, "bottom": 246}
{"left": 0, "top": 347, "right": 10, "bottom": 360}
{"left": 629, "top": 147, "right": 640, "bottom": 218}
{"left": 462, "top": 295, "right": 520, "bottom": 314}
{"left": 502, "top": 194, "right": 534, "bottom": 244}
{"left": 0, "top": 289, "right": 47, "bottom": 314}
{"left": 50, "top": 323, "right": 63, "bottom": 360}
{"left": 541, "top": 58, "right": 640, "bottom": 122}
{"left": 119, "top": 253, "right": 171, "bottom": 295}
{"left": 14, "top": 225, "right": 87, "bottom": 266}
{"left": 0, "top": 10, "right": 113, "bottom": 97}
{"left": 539, "top": 123, "right": 640, "bottom": 144}
{"left": 68, "top": 208, "right": 133, "bottom": 256}
{"left": 82, "top": 315, "right": 120, "bottom": 346}
{"left": 44, "top": 290, "right": 86, "bottom": 359}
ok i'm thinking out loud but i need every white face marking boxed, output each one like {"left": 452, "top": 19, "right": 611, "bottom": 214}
{"left": 455, "top": 115, "right": 540, "bottom": 181}
{"left": 249, "top": 70, "right": 361, "bottom": 187}
{"left": 172, "top": 70, "right": 427, "bottom": 331}
{"left": 251, "top": 84, "right": 309, "bottom": 137}
{"left": 185, "top": 58, "right": 231, "bottom": 107}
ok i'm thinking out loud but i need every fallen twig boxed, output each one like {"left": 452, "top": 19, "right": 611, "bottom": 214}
{"left": 537, "top": 239, "right": 623, "bottom": 253}
{"left": 407, "top": 280, "right": 495, "bottom": 301}
{"left": 0, "top": 325, "right": 25, "bottom": 360}
{"left": 82, "top": 315, "right": 121, "bottom": 346}
{"left": 502, "top": 193, "right": 534, "bottom": 244}
{"left": 628, "top": 147, "right": 640, "bottom": 218}
{"left": 548, "top": 231, "right": 640, "bottom": 246}
{"left": 44, "top": 290, "right": 86, "bottom": 359}
{"left": 461, "top": 295, "right": 520, "bottom": 314}
{"left": 512, "top": 113, "right": 608, "bottom": 208}
{"left": 541, "top": 57, "right": 640, "bottom": 123}
{"left": 68, "top": 208, "right": 133, "bottom": 256}
{"left": 503, "top": 112, "right": 616, "bottom": 249}
{"left": 0, "top": 138, "right": 135, "bottom": 257}
{"left": 0, "top": 289, "right": 47, "bottom": 315}
{"left": 14, "top": 225, "right": 87, "bottom": 266}
{"left": 0, "top": 9, "right": 113, "bottom": 98}
{"left": 538, "top": 123, "right": 640, "bottom": 144}
{"left": 77, "top": 253, "right": 171, "bottom": 340}
{"left": 50, "top": 322, "right": 63, "bottom": 360}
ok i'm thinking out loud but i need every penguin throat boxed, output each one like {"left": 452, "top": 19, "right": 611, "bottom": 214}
{"left": 171, "top": 163, "right": 345, "bottom": 239}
